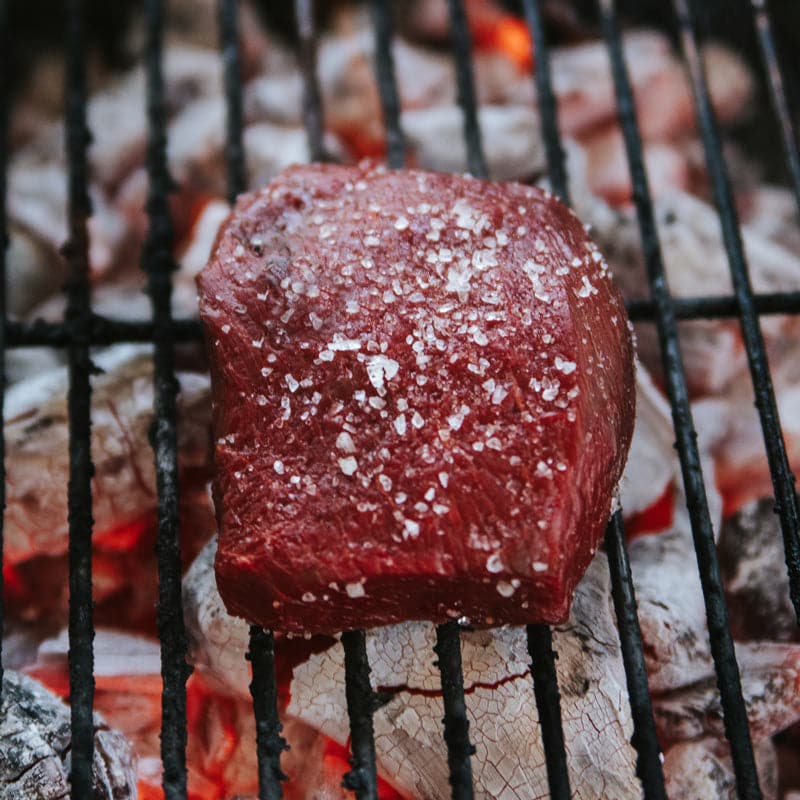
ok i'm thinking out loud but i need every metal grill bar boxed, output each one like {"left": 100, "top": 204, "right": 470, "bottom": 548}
{"left": 63, "top": 1, "right": 96, "bottom": 796}
{"left": 287, "top": 13, "right": 381, "bottom": 796}
{"left": 446, "top": 0, "right": 487, "bottom": 178}
{"left": 525, "top": 626, "right": 571, "bottom": 798}
{"left": 749, "top": 0, "right": 800, "bottom": 213}
{"left": 673, "top": 0, "right": 800, "bottom": 629}
{"left": 0, "top": 0, "right": 8, "bottom": 696}
{"left": 369, "top": 0, "right": 405, "bottom": 169}
{"left": 522, "top": 3, "right": 665, "bottom": 795}
{"left": 248, "top": 627, "right": 287, "bottom": 799}
{"left": 142, "top": 1, "right": 192, "bottom": 797}
{"left": 341, "top": 630, "right": 380, "bottom": 799}
{"left": 441, "top": 2, "right": 574, "bottom": 795}
{"left": 520, "top": 0, "right": 570, "bottom": 205}
{"left": 219, "top": 0, "right": 246, "bottom": 204}
{"left": 7, "top": 286, "right": 800, "bottom": 348}
{"left": 604, "top": 513, "right": 667, "bottom": 799}
{"left": 434, "top": 623, "right": 476, "bottom": 800}
{"left": 295, "top": 0, "right": 327, "bottom": 163}
{"left": 598, "top": 0, "right": 763, "bottom": 796}
{"left": 365, "top": 5, "right": 481, "bottom": 794}
{"left": 217, "top": 3, "right": 288, "bottom": 797}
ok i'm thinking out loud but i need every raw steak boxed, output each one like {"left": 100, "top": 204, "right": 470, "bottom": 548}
{"left": 198, "top": 163, "right": 635, "bottom": 634}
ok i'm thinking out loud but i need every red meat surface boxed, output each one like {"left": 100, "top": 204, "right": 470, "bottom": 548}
{"left": 198, "top": 163, "right": 635, "bottom": 634}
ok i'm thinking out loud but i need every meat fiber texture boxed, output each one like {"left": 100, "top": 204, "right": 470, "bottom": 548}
{"left": 198, "top": 162, "right": 635, "bottom": 634}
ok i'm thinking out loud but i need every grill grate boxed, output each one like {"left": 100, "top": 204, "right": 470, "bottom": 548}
{"left": 63, "top": 1, "right": 97, "bottom": 797}
{"left": 0, "top": 1, "right": 798, "bottom": 799}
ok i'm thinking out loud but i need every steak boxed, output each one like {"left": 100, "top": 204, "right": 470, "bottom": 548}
{"left": 198, "top": 163, "right": 635, "bottom": 634}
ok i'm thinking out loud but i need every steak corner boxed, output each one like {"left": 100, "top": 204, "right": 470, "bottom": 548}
{"left": 198, "top": 163, "right": 635, "bottom": 634}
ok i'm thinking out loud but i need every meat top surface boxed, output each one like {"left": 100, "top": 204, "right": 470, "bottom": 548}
{"left": 198, "top": 162, "right": 635, "bottom": 634}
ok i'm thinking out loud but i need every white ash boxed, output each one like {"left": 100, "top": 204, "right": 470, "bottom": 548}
{"left": 653, "top": 641, "right": 800, "bottom": 745}
{"left": 628, "top": 432, "right": 724, "bottom": 692}
{"left": 183, "top": 536, "right": 252, "bottom": 698}
{"left": 0, "top": 670, "right": 136, "bottom": 800}
{"left": 718, "top": 497, "right": 797, "bottom": 643}
{"left": 402, "top": 105, "right": 545, "bottom": 182}
{"left": 289, "top": 556, "right": 640, "bottom": 800}
{"left": 618, "top": 363, "right": 675, "bottom": 516}
{"left": 663, "top": 737, "right": 777, "bottom": 800}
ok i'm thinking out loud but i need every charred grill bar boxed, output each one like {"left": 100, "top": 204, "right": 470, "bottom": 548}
{"left": 143, "top": 0, "right": 192, "bottom": 797}
{"left": 64, "top": 0, "right": 97, "bottom": 797}
{"left": 0, "top": 0, "right": 8, "bottom": 695}
{"left": 0, "top": 1, "right": 798, "bottom": 799}
{"left": 599, "top": 0, "right": 763, "bottom": 796}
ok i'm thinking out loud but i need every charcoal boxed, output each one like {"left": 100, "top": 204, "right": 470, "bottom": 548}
{"left": 0, "top": 671, "right": 136, "bottom": 800}
{"left": 718, "top": 497, "right": 797, "bottom": 642}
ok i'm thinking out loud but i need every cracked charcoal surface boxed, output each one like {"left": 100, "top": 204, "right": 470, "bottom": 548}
{"left": 288, "top": 555, "right": 640, "bottom": 799}
{"left": 0, "top": 671, "right": 136, "bottom": 800}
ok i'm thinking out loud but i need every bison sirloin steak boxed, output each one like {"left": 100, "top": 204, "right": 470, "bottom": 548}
{"left": 198, "top": 163, "right": 635, "bottom": 634}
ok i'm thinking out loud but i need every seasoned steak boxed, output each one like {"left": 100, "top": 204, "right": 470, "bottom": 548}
{"left": 198, "top": 163, "right": 635, "bottom": 634}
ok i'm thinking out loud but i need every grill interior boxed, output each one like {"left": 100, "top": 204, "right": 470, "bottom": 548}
{"left": 1, "top": 1, "right": 799, "bottom": 799}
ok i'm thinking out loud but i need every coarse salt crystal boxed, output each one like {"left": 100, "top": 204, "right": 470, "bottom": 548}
{"left": 486, "top": 553, "right": 503, "bottom": 573}
{"left": 555, "top": 356, "right": 577, "bottom": 374}
{"left": 394, "top": 414, "right": 407, "bottom": 435}
{"left": 403, "top": 519, "right": 421, "bottom": 539}
{"left": 345, "top": 581, "right": 366, "bottom": 598}
{"left": 338, "top": 456, "right": 358, "bottom": 476}
{"left": 496, "top": 580, "right": 516, "bottom": 597}
{"left": 336, "top": 432, "right": 356, "bottom": 453}
{"left": 273, "top": 460, "right": 285, "bottom": 475}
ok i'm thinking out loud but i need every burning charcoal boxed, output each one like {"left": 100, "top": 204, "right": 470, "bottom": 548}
{"left": 6, "top": 162, "right": 127, "bottom": 315}
{"left": 4, "top": 344, "right": 212, "bottom": 569}
{"left": 653, "top": 641, "right": 800, "bottom": 746}
{"left": 0, "top": 670, "right": 136, "bottom": 800}
{"left": 184, "top": 536, "right": 252, "bottom": 699}
{"left": 618, "top": 364, "right": 675, "bottom": 520}
{"left": 739, "top": 185, "right": 800, "bottom": 256}
{"left": 663, "top": 737, "right": 777, "bottom": 800}
{"left": 571, "top": 161, "right": 800, "bottom": 394}
{"left": 705, "top": 344, "right": 800, "bottom": 515}
{"left": 718, "top": 497, "right": 797, "bottom": 642}
{"left": 628, "top": 436, "right": 724, "bottom": 691}
{"left": 401, "top": 105, "right": 545, "bottom": 181}
{"left": 289, "top": 555, "right": 640, "bottom": 800}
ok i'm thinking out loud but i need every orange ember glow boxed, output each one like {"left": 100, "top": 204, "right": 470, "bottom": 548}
{"left": 624, "top": 484, "right": 675, "bottom": 539}
{"left": 466, "top": 1, "right": 533, "bottom": 72}
{"left": 322, "top": 739, "right": 409, "bottom": 800}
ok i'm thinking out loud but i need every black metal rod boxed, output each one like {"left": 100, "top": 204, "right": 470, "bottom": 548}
{"left": 673, "top": 0, "right": 800, "bottom": 634}
{"left": 521, "top": 0, "right": 570, "bottom": 205}
{"left": 294, "top": 0, "right": 327, "bottom": 162}
{"left": 526, "top": 625, "right": 571, "bottom": 799}
{"left": 143, "top": 1, "right": 192, "bottom": 797}
{"left": 218, "top": 0, "right": 246, "bottom": 202}
{"left": 435, "top": 623, "right": 475, "bottom": 800}
{"left": 6, "top": 287, "right": 800, "bottom": 350}
{"left": 443, "top": 1, "right": 573, "bottom": 790}
{"left": 446, "top": 0, "right": 487, "bottom": 178}
{"left": 368, "top": 0, "right": 405, "bottom": 168}
{"left": 0, "top": 0, "right": 8, "bottom": 698}
{"left": 750, "top": 0, "right": 800, "bottom": 215}
{"left": 598, "top": 1, "right": 763, "bottom": 796}
{"left": 219, "top": 5, "right": 289, "bottom": 795}
{"left": 605, "top": 513, "right": 667, "bottom": 799}
{"left": 341, "top": 630, "right": 379, "bottom": 800}
{"left": 64, "top": 1, "right": 96, "bottom": 797}
{"left": 248, "top": 627, "right": 287, "bottom": 800}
